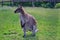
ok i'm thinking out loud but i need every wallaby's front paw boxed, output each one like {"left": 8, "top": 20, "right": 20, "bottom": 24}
{"left": 23, "top": 35, "right": 26, "bottom": 38}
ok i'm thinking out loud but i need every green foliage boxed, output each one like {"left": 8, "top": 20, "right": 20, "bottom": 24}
{"left": 48, "top": 2, "right": 56, "bottom": 8}
{"left": 40, "top": 2, "right": 46, "bottom": 7}
{"left": 2, "top": 2, "right": 11, "bottom": 6}
{"left": 55, "top": 3, "right": 60, "bottom": 8}
{"left": 19, "top": 2, "right": 32, "bottom": 7}
{"left": 0, "top": 1, "right": 56, "bottom": 8}
{"left": 34, "top": 2, "right": 41, "bottom": 7}
{"left": 41, "top": 2, "right": 55, "bottom": 8}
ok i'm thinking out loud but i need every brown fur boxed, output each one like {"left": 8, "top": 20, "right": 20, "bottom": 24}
{"left": 14, "top": 6, "right": 37, "bottom": 37}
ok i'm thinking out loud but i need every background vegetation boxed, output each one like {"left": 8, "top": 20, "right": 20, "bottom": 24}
{"left": 0, "top": 1, "right": 60, "bottom": 8}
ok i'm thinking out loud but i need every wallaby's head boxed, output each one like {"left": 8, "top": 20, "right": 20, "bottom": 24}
{"left": 14, "top": 5, "right": 23, "bottom": 13}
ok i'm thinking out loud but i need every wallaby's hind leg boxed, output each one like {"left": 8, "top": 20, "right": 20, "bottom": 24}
{"left": 23, "top": 27, "right": 26, "bottom": 37}
{"left": 32, "top": 25, "right": 37, "bottom": 36}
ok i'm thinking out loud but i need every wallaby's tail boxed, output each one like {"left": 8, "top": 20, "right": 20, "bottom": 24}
{"left": 35, "top": 29, "right": 38, "bottom": 33}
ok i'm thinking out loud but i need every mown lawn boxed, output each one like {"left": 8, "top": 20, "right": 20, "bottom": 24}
{"left": 0, "top": 6, "right": 60, "bottom": 40}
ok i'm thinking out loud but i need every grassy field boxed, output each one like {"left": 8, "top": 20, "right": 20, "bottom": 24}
{"left": 0, "top": 6, "right": 60, "bottom": 40}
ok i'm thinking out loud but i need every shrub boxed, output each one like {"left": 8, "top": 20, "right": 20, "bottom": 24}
{"left": 43, "top": 2, "right": 55, "bottom": 8}
{"left": 41, "top": 2, "right": 53, "bottom": 8}
{"left": 34, "top": 2, "right": 41, "bottom": 7}
{"left": 21, "top": 2, "right": 32, "bottom": 7}
{"left": 55, "top": 3, "right": 60, "bottom": 8}
{"left": 41, "top": 2, "right": 46, "bottom": 7}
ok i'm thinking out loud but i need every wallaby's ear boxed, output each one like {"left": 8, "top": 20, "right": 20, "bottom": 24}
{"left": 18, "top": 4, "right": 22, "bottom": 8}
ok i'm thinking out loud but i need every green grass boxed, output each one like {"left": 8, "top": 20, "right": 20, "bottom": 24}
{"left": 0, "top": 6, "right": 60, "bottom": 40}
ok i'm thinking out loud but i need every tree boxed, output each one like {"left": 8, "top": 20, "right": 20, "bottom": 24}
{"left": 32, "top": 0, "right": 35, "bottom": 7}
{"left": 2, "top": 0, "right": 3, "bottom": 7}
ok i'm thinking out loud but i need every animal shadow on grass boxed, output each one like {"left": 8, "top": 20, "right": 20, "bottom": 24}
{"left": 23, "top": 34, "right": 39, "bottom": 40}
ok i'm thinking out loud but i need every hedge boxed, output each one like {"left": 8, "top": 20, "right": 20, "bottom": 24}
{"left": 0, "top": 1, "right": 57, "bottom": 8}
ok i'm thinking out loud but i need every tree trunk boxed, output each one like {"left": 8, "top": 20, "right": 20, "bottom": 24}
{"left": 11, "top": 0, "right": 14, "bottom": 6}
{"left": 2, "top": 0, "right": 3, "bottom": 7}
{"left": 32, "top": 0, "right": 35, "bottom": 7}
